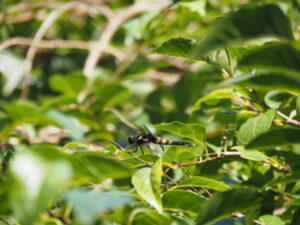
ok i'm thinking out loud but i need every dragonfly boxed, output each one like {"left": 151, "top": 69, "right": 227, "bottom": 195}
{"left": 126, "top": 125, "right": 195, "bottom": 155}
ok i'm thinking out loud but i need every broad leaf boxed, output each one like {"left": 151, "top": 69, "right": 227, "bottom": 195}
{"left": 247, "top": 129, "right": 300, "bottom": 150}
{"left": 238, "top": 42, "right": 300, "bottom": 73}
{"left": 151, "top": 38, "right": 198, "bottom": 59}
{"left": 65, "top": 189, "right": 134, "bottom": 225}
{"left": 228, "top": 73, "right": 300, "bottom": 95}
{"left": 10, "top": 151, "right": 72, "bottom": 225}
{"left": 132, "top": 158, "right": 162, "bottom": 212}
{"left": 45, "top": 109, "right": 84, "bottom": 141}
{"left": 233, "top": 146, "right": 269, "bottom": 161}
{"left": 193, "top": 4, "right": 293, "bottom": 56}
{"left": 173, "top": 176, "right": 230, "bottom": 192}
{"left": 258, "top": 215, "right": 284, "bottom": 225}
{"left": 162, "top": 189, "right": 204, "bottom": 213}
{"left": 73, "top": 151, "right": 132, "bottom": 180}
{"left": 196, "top": 187, "right": 261, "bottom": 225}
{"left": 154, "top": 121, "right": 205, "bottom": 146}
{"left": 237, "top": 109, "right": 275, "bottom": 144}
{"left": 193, "top": 89, "right": 237, "bottom": 111}
{"left": 297, "top": 93, "right": 300, "bottom": 119}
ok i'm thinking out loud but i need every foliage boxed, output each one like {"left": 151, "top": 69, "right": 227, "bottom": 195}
{"left": 1, "top": 0, "right": 300, "bottom": 224}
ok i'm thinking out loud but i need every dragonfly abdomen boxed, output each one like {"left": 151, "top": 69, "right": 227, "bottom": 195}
{"left": 154, "top": 137, "right": 194, "bottom": 147}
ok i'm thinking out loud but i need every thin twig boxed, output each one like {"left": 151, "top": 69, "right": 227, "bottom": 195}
{"left": 0, "top": 37, "right": 125, "bottom": 61}
{"left": 83, "top": 1, "right": 170, "bottom": 77}
{"left": 276, "top": 110, "right": 300, "bottom": 126}
{"left": 105, "top": 107, "right": 139, "bottom": 131}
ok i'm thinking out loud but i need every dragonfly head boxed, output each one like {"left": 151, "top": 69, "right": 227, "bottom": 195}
{"left": 128, "top": 135, "right": 136, "bottom": 144}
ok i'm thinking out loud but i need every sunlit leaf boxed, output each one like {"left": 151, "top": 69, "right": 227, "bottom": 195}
{"left": 233, "top": 146, "right": 269, "bottom": 161}
{"left": 132, "top": 158, "right": 162, "bottom": 212}
{"left": 154, "top": 121, "right": 205, "bottom": 146}
{"left": 196, "top": 187, "right": 261, "bottom": 225}
{"left": 10, "top": 151, "right": 72, "bottom": 225}
{"left": 237, "top": 109, "right": 275, "bottom": 144}
{"left": 0, "top": 51, "right": 26, "bottom": 96}
{"left": 258, "top": 215, "right": 284, "bottom": 225}
{"left": 66, "top": 189, "right": 134, "bottom": 225}
{"left": 172, "top": 176, "right": 230, "bottom": 192}
{"left": 45, "top": 109, "right": 84, "bottom": 141}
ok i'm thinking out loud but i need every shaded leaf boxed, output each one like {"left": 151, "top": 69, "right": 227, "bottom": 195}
{"left": 196, "top": 187, "right": 261, "bottom": 225}
{"left": 154, "top": 121, "right": 205, "bottom": 146}
{"left": 228, "top": 73, "right": 300, "bottom": 95}
{"left": 193, "top": 4, "right": 293, "bottom": 56}
{"left": 132, "top": 159, "right": 162, "bottom": 212}
{"left": 151, "top": 38, "right": 198, "bottom": 59}
{"left": 162, "top": 189, "right": 204, "bottom": 213}
{"left": 173, "top": 176, "right": 230, "bottom": 192}
{"left": 237, "top": 109, "right": 275, "bottom": 144}
{"left": 247, "top": 129, "right": 300, "bottom": 150}
{"left": 238, "top": 42, "right": 300, "bottom": 73}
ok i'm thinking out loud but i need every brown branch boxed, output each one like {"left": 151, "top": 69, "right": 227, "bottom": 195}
{"left": 83, "top": 1, "right": 170, "bottom": 77}
{"left": 105, "top": 107, "right": 139, "bottom": 131}
{"left": 0, "top": 37, "right": 125, "bottom": 60}
{"left": 22, "top": 1, "right": 85, "bottom": 99}
{"left": 276, "top": 110, "right": 300, "bottom": 126}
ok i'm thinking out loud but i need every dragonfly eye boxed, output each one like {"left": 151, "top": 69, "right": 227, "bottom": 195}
{"left": 128, "top": 135, "right": 135, "bottom": 144}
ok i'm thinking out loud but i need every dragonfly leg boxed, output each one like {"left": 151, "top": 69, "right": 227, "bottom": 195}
{"left": 139, "top": 145, "right": 144, "bottom": 155}
{"left": 160, "top": 144, "right": 164, "bottom": 152}
{"left": 126, "top": 145, "right": 138, "bottom": 153}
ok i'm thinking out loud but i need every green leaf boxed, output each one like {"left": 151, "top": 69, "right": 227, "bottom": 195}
{"left": 45, "top": 109, "right": 84, "bottom": 141}
{"left": 196, "top": 187, "right": 261, "bottom": 225}
{"left": 258, "top": 215, "right": 284, "bottom": 225}
{"left": 173, "top": 176, "right": 230, "bottom": 192}
{"left": 162, "top": 189, "right": 204, "bottom": 213}
{"left": 49, "top": 74, "right": 86, "bottom": 95}
{"left": 151, "top": 38, "right": 198, "bottom": 59}
{"left": 233, "top": 146, "right": 269, "bottom": 161}
{"left": 128, "top": 209, "right": 174, "bottom": 225}
{"left": 228, "top": 73, "right": 300, "bottom": 95}
{"left": 132, "top": 158, "right": 162, "bottom": 212}
{"left": 193, "top": 89, "right": 237, "bottom": 111}
{"left": 65, "top": 189, "right": 134, "bottom": 225}
{"left": 238, "top": 42, "right": 300, "bottom": 73}
{"left": 10, "top": 151, "right": 72, "bottom": 225}
{"left": 193, "top": 4, "right": 293, "bottom": 56}
{"left": 154, "top": 121, "right": 205, "bottom": 146}
{"left": 247, "top": 129, "right": 300, "bottom": 150}
{"left": 264, "top": 91, "right": 292, "bottom": 109}
{"left": 237, "top": 109, "right": 275, "bottom": 144}
{"left": 73, "top": 151, "right": 132, "bottom": 180}
{"left": 179, "top": 0, "right": 206, "bottom": 16}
